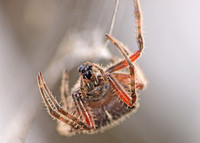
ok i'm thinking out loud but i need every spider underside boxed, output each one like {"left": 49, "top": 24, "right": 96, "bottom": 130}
{"left": 37, "top": 0, "right": 147, "bottom": 136}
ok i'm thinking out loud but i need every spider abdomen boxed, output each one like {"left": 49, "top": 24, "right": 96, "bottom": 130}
{"left": 85, "top": 86, "right": 138, "bottom": 131}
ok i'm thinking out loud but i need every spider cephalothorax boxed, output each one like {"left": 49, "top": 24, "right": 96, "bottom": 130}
{"left": 37, "top": 0, "right": 147, "bottom": 136}
{"left": 78, "top": 62, "right": 110, "bottom": 101}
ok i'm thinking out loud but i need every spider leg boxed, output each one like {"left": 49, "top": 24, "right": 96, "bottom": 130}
{"left": 104, "top": 0, "right": 130, "bottom": 59}
{"left": 104, "top": 0, "right": 119, "bottom": 48}
{"left": 61, "top": 70, "right": 70, "bottom": 109}
{"left": 112, "top": 73, "right": 145, "bottom": 90}
{"left": 105, "top": 35, "right": 141, "bottom": 73}
{"left": 107, "top": 73, "right": 135, "bottom": 107}
{"left": 106, "top": 36, "right": 139, "bottom": 107}
{"left": 72, "top": 90, "right": 96, "bottom": 129}
{"left": 37, "top": 75, "right": 80, "bottom": 130}
{"left": 103, "top": 0, "right": 132, "bottom": 62}
{"left": 105, "top": 0, "right": 144, "bottom": 73}
{"left": 134, "top": 0, "right": 144, "bottom": 51}
{"left": 72, "top": 90, "right": 81, "bottom": 118}
{"left": 87, "top": 64, "right": 137, "bottom": 107}
{"left": 37, "top": 72, "right": 93, "bottom": 130}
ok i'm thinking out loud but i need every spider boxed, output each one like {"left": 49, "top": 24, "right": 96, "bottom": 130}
{"left": 37, "top": 0, "right": 147, "bottom": 136}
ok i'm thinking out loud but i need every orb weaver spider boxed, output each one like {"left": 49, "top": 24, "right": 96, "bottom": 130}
{"left": 37, "top": 0, "right": 147, "bottom": 136}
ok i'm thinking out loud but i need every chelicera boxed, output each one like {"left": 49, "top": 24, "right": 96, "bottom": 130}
{"left": 37, "top": 0, "right": 147, "bottom": 136}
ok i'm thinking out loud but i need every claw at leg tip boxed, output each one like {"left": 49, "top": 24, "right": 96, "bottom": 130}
{"left": 39, "top": 72, "right": 42, "bottom": 76}
{"left": 105, "top": 34, "right": 114, "bottom": 43}
{"left": 105, "top": 34, "right": 109, "bottom": 38}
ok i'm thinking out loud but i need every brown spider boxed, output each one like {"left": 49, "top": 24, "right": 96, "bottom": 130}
{"left": 37, "top": 0, "right": 147, "bottom": 136}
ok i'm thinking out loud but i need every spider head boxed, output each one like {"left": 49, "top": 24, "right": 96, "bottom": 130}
{"left": 78, "top": 63, "right": 93, "bottom": 80}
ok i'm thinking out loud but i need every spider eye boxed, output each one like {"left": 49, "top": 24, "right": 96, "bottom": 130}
{"left": 85, "top": 71, "right": 92, "bottom": 79}
{"left": 78, "top": 64, "right": 85, "bottom": 73}
{"left": 78, "top": 64, "right": 93, "bottom": 74}
{"left": 82, "top": 69, "right": 85, "bottom": 73}
{"left": 88, "top": 65, "right": 92, "bottom": 70}
{"left": 78, "top": 64, "right": 93, "bottom": 79}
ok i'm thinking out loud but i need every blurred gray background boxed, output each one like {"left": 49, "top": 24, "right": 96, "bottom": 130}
{"left": 0, "top": 0, "right": 200, "bottom": 143}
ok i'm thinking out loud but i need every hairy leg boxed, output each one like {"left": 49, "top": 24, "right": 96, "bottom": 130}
{"left": 37, "top": 72, "right": 93, "bottom": 130}
{"left": 104, "top": 0, "right": 119, "bottom": 48}
{"left": 72, "top": 90, "right": 96, "bottom": 129}
{"left": 106, "top": 0, "right": 144, "bottom": 73}
{"left": 112, "top": 72, "right": 145, "bottom": 90}
{"left": 106, "top": 35, "right": 139, "bottom": 107}
{"left": 61, "top": 70, "right": 70, "bottom": 109}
